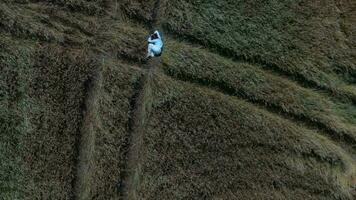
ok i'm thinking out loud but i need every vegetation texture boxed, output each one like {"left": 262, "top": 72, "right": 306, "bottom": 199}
{"left": 1, "top": 0, "right": 355, "bottom": 199}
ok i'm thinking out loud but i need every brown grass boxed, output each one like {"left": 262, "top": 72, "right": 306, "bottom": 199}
{"left": 161, "top": 40, "right": 356, "bottom": 153}
{"left": 1, "top": 0, "right": 356, "bottom": 199}
{"left": 23, "top": 45, "right": 97, "bottom": 199}
{"left": 137, "top": 73, "right": 355, "bottom": 199}
{"left": 156, "top": 0, "right": 356, "bottom": 103}
{"left": 88, "top": 60, "right": 143, "bottom": 199}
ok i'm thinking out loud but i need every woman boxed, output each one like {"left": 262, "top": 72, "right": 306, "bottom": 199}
{"left": 146, "top": 30, "right": 163, "bottom": 59}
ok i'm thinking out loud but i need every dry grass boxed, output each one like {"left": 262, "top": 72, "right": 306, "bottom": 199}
{"left": 23, "top": 45, "right": 97, "bottom": 199}
{"left": 161, "top": 40, "right": 356, "bottom": 152}
{"left": 1, "top": 0, "right": 356, "bottom": 199}
{"left": 87, "top": 60, "right": 143, "bottom": 199}
{"left": 0, "top": 1, "right": 145, "bottom": 199}
{"left": 156, "top": 0, "right": 356, "bottom": 103}
{"left": 137, "top": 73, "right": 354, "bottom": 199}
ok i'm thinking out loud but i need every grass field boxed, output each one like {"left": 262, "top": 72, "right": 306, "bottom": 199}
{"left": 161, "top": 40, "right": 356, "bottom": 152}
{"left": 160, "top": 0, "right": 356, "bottom": 103}
{"left": 1, "top": 0, "right": 355, "bottom": 199}
{"left": 138, "top": 73, "right": 355, "bottom": 199}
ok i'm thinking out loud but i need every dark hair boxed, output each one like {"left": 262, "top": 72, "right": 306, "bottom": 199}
{"left": 151, "top": 33, "right": 159, "bottom": 40}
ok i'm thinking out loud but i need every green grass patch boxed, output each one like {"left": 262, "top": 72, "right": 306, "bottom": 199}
{"left": 0, "top": 38, "right": 34, "bottom": 199}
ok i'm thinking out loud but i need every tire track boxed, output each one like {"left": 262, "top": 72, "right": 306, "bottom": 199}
{"left": 117, "top": 71, "right": 145, "bottom": 200}
{"left": 118, "top": 1, "right": 162, "bottom": 199}
{"left": 118, "top": 62, "right": 157, "bottom": 199}
{"left": 73, "top": 69, "right": 102, "bottom": 200}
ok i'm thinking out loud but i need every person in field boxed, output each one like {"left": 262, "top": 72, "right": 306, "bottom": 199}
{"left": 146, "top": 30, "right": 163, "bottom": 60}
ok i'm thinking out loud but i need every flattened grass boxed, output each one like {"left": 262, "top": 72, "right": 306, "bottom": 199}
{"left": 162, "top": 41, "right": 356, "bottom": 151}
{"left": 0, "top": 2, "right": 99, "bottom": 45}
{"left": 137, "top": 73, "right": 354, "bottom": 199}
{"left": 160, "top": 0, "right": 356, "bottom": 103}
{"left": 2, "top": 0, "right": 355, "bottom": 199}
{"left": 95, "top": 20, "right": 148, "bottom": 63}
{"left": 0, "top": 2, "right": 60, "bottom": 42}
{"left": 88, "top": 60, "right": 143, "bottom": 199}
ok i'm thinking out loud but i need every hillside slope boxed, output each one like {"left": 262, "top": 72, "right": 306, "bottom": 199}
{"left": 1, "top": 0, "right": 355, "bottom": 199}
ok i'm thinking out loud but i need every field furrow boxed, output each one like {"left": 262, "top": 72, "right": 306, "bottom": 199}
{"left": 161, "top": 40, "right": 356, "bottom": 153}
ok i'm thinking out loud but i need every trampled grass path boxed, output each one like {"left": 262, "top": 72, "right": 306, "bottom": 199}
{"left": 119, "top": 61, "right": 157, "bottom": 199}
{"left": 119, "top": 1, "right": 162, "bottom": 199}
{"left": 73, "top": 69, "right": 102, "bottom": 200}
